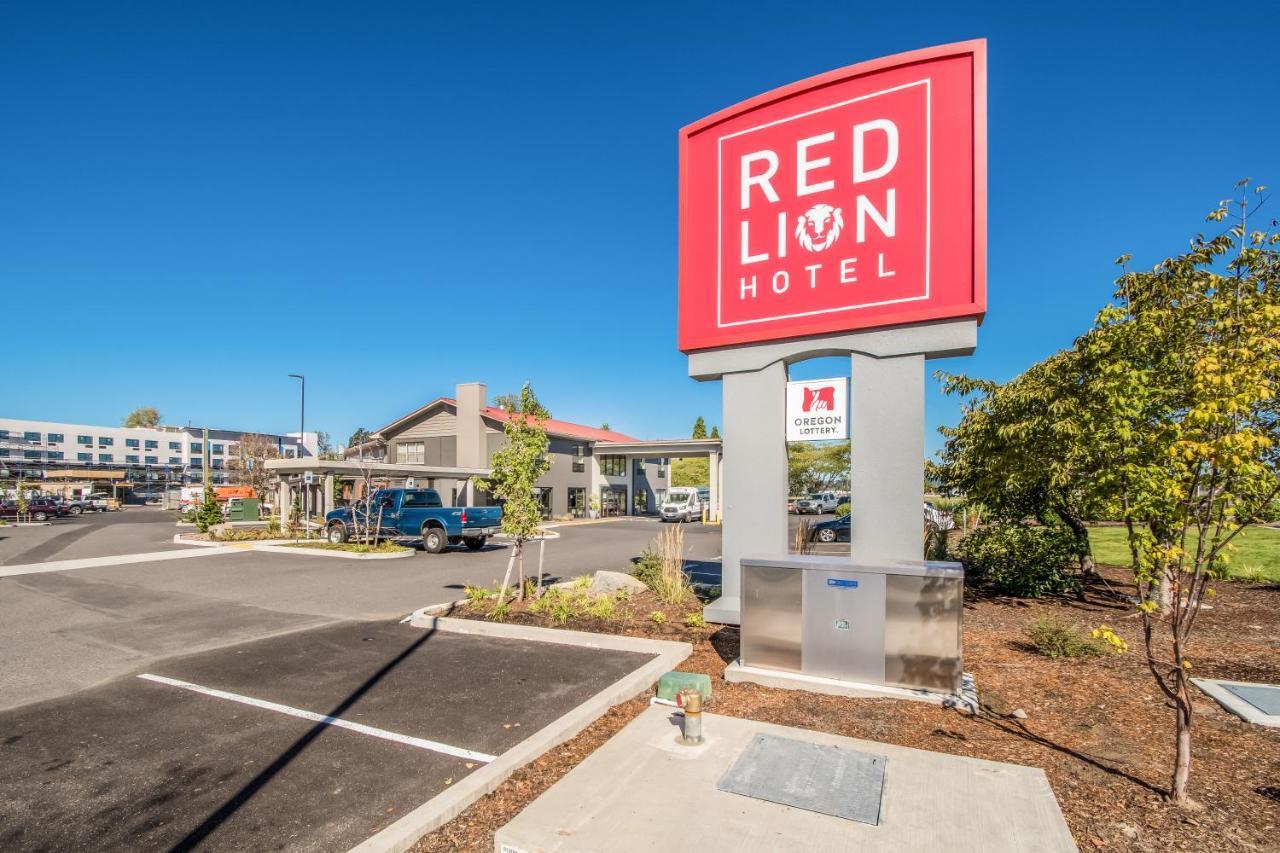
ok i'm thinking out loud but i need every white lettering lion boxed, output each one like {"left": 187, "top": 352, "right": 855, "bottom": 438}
{"left": 795, "top": 203, "right": 844, "bottom": 252}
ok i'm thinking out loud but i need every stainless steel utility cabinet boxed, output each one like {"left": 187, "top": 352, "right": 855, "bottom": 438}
{"left": 740, "top": 554, "right": 965, "bottom": 693}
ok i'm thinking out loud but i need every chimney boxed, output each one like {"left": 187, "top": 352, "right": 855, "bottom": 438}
{"left": 456, "top": 382, "right": 486, "bottom": 469}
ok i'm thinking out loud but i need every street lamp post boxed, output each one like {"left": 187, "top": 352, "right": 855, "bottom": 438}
{"left": 288, "top": 373, "right": 306, "bottom": 534}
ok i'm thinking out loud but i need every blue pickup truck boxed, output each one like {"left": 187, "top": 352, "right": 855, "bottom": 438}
{"left": 323, "top": 488, "right": 502, "bottom": 553}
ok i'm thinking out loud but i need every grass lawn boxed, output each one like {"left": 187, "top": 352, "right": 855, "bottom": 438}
{"left": 1088, "top": 524, "right": 1280, "bottom": 581}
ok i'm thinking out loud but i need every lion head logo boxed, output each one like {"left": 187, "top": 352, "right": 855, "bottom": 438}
{"left": 795, "top": 203, "right": 844, "bottom": 252}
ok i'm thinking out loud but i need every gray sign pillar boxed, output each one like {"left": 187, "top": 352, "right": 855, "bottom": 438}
{"left": 704, "top": 361, "right": 789, "bottom": 624}
{"left": 691, "top": 319, "right": 978, "bottom": 625}
{"left": 849, "top": 352, "right": 924, "bottom": 562}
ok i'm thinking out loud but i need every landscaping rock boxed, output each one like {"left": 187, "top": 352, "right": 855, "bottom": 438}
{"left": 1012, "top": 708, "right": 1028, "bottom": 720}
{"left": 590, "top": 571, "right": 648, "bottom": 596}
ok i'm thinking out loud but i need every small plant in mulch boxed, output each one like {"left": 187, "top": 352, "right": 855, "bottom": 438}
{"left": 1025, "top": 614, "right": 1106, "bottom": 659}
{"left": 648, "top": 610, "right": 667, "bottom": 625}
{"left": 632, "top": 524, "right": 694, "bottom": 605}
{"left": 683, "top": 611, "right": 706, "bottom": 629}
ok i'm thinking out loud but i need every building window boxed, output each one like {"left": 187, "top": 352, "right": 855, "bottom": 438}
{"left": 572, "top": 444, "right": 586, "bottom": 473}
{"left": 78, "top": 435, "right": 92, "bottom": 445}
{"left": 24, "top": 450, "right": 41, "bottom": 459}
{"left": 211, "top": 459, "right": 223, "bottom": 469}
{"left": 397, "top": 441, "right": 425, "bottom": 464}
{"left": 145, "top": 440, "right": 158, "bottom": 449}
{"left": 191, "top": 443, "right": 202, "bottom": 454}
{"left": 169, "top": 441, "right": 181, "bottom": 450}
{"left": 600, "top": 455, "right": 626, "bottom": 477}
{"left": 634, "top": 458, "right": 647, "bottom": 474}
{"left": 126, "top": 455, "right": 140, "bottom": 463}
{"left": 534, "top": 487, "right": 553, "bottom": 519}
{"left": 568, "top": 487, "right": 587, "bottom": 518}
{"left": 190, "top": 457, "right": 203, "bottom": 467}
{"left": 0, "top": 429, "right": 7, "bottom": 439}
{"left": 169, "top": 456, "right": 181, "bottom": 465}
{"left": 78, "top": 452, "right": 92, "bottom": 462}
{"left": 126, "top": 438, "right": 140, "bottom": 449}
{"left": 48, "top": 451, "right": 64, "bottom": 460}
{"left": 24, "top": 431, "right": 41, "bottom": 441}
{"left": 145, "top": 455, "right": 158, "bottom": 464}
{"left": 48, "top": 432, "right": 64, "bottom": 443}
{"left": 99, "top": 453, "right": 113, "bottom": 462}
{"left": 657, "top": 460, "right": 667, "bottom": 479}
{"left": 0, "top": 449, "right": 8, "bottom": 457}
{"left": 99, "top": 437, "right": 114, "bottom": 446}
{"left": 211, "top": 444, "right": 223, "bottom": 455}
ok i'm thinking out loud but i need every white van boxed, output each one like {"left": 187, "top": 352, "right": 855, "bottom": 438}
{"left": 660, "top": 487, "right": 710, "bottom": 523}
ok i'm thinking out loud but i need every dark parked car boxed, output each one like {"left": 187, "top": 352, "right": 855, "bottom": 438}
{"left": 808, "top": 513, "right": 850, "bottom": 543}
{"left": 0, "top": 498, "right": 71, "bottom": 522}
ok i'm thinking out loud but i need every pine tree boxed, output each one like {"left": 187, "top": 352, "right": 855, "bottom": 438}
{"left": 691, "top": 416, "right": 707, "bottom": 439}
{"left": 710, "top": 425, "right": 720, "bottom": 439}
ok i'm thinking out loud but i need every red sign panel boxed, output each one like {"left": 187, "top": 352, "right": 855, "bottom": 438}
{"left": 678, "top": 41, "right": 986, "bottom": 352}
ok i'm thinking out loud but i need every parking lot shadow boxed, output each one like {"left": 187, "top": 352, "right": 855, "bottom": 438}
{"left": 166, "top": 626, "right": 438, "bottom": 852}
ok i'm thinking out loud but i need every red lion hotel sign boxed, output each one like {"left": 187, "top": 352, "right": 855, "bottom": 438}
{"left": 678, "top": 40, "right": 986, "bottom": 352}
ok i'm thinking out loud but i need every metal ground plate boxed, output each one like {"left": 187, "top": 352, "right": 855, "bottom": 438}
{"left": 1223, "top": 682, "right": 1280, "bottom": 716}
{"left": 716, "top": 733, "right": 886, "bottom": 825}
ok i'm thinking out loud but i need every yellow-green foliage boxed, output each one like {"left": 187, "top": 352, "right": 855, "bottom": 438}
{"left": 1026, "top": 615, "right": 1104, "bottom": 659}
{"left": 683, "top": 611, "right": 706, "bottom": 629}
{"left": 648, "top": 611, "right": 667, "bottom": 624}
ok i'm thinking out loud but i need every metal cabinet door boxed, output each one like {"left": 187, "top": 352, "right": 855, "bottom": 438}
{"left": 801, "top": 570, "right": 886, "bottom": 684}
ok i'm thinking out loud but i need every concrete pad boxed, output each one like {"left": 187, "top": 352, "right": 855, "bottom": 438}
{"left": 725, "top": 659, "right": 979, "bottom": 713}
{"left": 1193, "top": 677, "right": 1280, "bottom": 727}
{"left": 495, "top": 706, "right": 1077, "bottom": 853}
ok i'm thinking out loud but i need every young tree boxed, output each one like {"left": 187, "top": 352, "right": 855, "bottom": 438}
{"left": 691, "top": 416, "right": 708, "bottom": 439}
{"left": 227, "top": 433, "right": 280, "bottom": 498}
{"left": 194, "top": 485, "right": 222, "bottom": 533}
{"left": 348, "top": 427, "right": 371, "bottom": 448}
{"left": 936, "top": 183, "right": 1280, "bottom": 804}
{"left": 710, "top": 425, "right": 720, "bottom": 440}
{"left": 315, "top": 431, "right": 338, "bottom": 460}
{"left": 124, "top": 407, "right": 161, "bottom": 428}
{"left": 472, "top": 383, "right": 550, "bottom": 606}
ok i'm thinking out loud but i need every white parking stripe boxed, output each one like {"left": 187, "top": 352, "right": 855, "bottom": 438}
{"left": 0, "top": 546, "right": 242, "bottom": 578}
{"left": 137, "top": 673, "right": 497, "bottom": 763}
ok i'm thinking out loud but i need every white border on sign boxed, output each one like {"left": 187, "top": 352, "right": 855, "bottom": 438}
{"left": 716, "top": 78, "right": 932, "bottom": 329}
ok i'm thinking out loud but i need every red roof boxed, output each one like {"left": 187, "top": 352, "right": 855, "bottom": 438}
{"left": 479, "top": 404, "right": 640, "bottom": 443}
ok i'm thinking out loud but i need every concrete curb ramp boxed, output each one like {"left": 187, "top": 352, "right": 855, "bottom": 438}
{"left": 347, "top": 616, "right": 692, "bottom": 853}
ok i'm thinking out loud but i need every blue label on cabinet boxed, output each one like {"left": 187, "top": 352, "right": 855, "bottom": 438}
{"left": 827, "top": 578, "right": 859, "bottom": 589}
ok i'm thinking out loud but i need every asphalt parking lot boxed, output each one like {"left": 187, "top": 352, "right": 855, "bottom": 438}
{"left": 0, "top": 619, "right": 655, "bottom": 852}
{"left": 0, "top": 510, "right": 717, "bottom": 851}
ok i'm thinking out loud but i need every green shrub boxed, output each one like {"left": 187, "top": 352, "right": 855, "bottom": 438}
{"left": 1234, "top": 564, "right": 1267, "bottom": 584}
{"left": 632, "top": 525, "right": 694, "bottom": 605}
{"left": 835, "top": 502, "right": 850, "bottom": 517}
{"left": 586, "top": 594, "right": 616, "bottom": 620}
{"left": 683, "top": 611, "right": 706, "bottom": 629}
{"left": 648, "top": 610, "right": 667, "bottom": 624}
{"left": 464, "top": 584, "right": 492, "bottom": 606}
{"left": 1026, "top": 615, "right": 1104, "bottom": 658}
{"left": 956, "top": 523, "right": 1082, "bottom": 597}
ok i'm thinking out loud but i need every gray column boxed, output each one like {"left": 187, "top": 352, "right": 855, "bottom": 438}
{"left": 278, "top": 479, "right": 290, "bottom": 521}
{"left": 708, "top": 448, "right": 720, "bottom": 522}
{"left": 705, "top": 361, "right": 789, "bottom": 625}
{"left": 849, "top": 352, "right": 924, "bottom": 562}
{"left": 323, "top": 474, "right": 334, "bottom": 515}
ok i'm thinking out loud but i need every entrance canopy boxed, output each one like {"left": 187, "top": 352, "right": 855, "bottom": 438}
{"left": 265, "top": 458, "right": 492, "bottom": 516}
{"left": 594, "top": 438, "right": 723, "bottom": 520}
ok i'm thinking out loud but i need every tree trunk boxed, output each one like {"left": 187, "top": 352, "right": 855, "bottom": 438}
{"left": 1171, "top": 667, "right": 1193, "bottom": 803}
{"left": 517, "top": 543, "right": 526, "bottom": 601}
{"left": 496, "top": 545, "right": 517, "bottom": 609}
{"left": 537, "top": 535, "right": 545, "bottom": 595}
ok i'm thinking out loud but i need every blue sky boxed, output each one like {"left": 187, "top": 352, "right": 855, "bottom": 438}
{"left": 3, "top": 2, "right": 1276, "bottom": 455}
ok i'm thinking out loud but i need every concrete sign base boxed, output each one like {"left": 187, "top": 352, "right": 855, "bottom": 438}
{"left": 494, "top": 705, "right": 1075, "bottom": 853}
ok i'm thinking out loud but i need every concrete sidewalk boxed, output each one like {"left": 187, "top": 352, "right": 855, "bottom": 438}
{"left": 496, "top": 705, "right": 1077, "bottom": 853}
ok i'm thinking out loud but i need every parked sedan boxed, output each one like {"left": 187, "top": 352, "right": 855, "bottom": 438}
{"left": 808, "top": 513, "right": 851, "bottom": 543}
{"left": 0, "top": 499, "right": 71, "bottom": 522}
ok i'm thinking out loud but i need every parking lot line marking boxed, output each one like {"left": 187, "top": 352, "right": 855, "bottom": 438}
{"left": 137, "top": 673, "right": 497, "bottom": 763}
{"left": 0, "top": 546, "right": 243, "bottom": 578}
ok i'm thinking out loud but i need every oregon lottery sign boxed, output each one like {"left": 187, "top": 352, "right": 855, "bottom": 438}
{"left": 678, "top": 41, "right": 986, "bottom": 352}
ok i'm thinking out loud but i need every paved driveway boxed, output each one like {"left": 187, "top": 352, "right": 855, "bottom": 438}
{"left": 0, "top": 516, "right": 720, "bottom": 709}
{"left": 0, "top": 506, "right": 187, "bottom": 566}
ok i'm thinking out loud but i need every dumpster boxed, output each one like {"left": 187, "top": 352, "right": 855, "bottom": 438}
{"left": 740, "top": 554, "right": 964, "bottom": 693}
{"left": 225, "top": 498, "right": 261, "bottom": 522}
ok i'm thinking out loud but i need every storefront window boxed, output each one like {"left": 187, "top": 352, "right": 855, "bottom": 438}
{"left": 600, "top": 455, "right": 626, "bottom": 477}
{"left": 567, "top": 487, "right": 586, "bottom": 518}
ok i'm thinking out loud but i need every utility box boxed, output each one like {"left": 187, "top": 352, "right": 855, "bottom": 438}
{"left": 740, "top": 554, "right": 964, "bottom": 693}
{"left": 225, "top": 498, "right": 261, "bottom": 522}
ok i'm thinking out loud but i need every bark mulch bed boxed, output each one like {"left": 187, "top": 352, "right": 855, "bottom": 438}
{"left": 412, "top": 567, "right": 1280, "bottom": 852}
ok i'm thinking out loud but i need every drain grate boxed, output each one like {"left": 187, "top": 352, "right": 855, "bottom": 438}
{"left": 1223, "top": 683, "right": 1280, "bottom": 716}
{"left": 716, "top": 733, "right": 886, "bottom": 825}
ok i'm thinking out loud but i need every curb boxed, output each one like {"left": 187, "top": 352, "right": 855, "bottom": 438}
{"left": 254, "top": 543, "right": 415, "bottom": 561}
{"left": 348, "top": 618, "right": 692, "bottom": 853}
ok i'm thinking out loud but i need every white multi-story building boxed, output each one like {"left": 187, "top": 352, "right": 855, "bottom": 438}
{"left": 0, "top": 417, "right": 316, "bottom": 492}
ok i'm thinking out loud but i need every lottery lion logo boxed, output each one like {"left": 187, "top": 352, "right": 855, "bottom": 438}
{"left": 795, "top": 203, "right": 844, "bottom": 252}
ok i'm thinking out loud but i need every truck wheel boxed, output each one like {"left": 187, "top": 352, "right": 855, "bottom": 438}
{"left": 422, "top": 525, "right": 447, "bottom": 554}
{"left": 463, "top": 537, "right": 485, "bottom": 551}
{"left": 818, "top": 528, "right": 837, "bottom": 543}
{"left": 327, "top": 523, "right": 349, "bottom": 544}
{"left": 69, "top": 505, "right": 83, "bottom": 515}
{"left": 33, "top": 511, "right": 48, "bottom": 522}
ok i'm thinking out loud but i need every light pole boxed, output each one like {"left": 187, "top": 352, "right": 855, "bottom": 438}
{"left": 288, "top": 374, "right": 305, "bottom": 458}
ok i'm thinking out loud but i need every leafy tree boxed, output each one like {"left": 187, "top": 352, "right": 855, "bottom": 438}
{"left": 315, "top": 431, "right": 337, "bottom": 459}
{"left": 124, "top": 407, "right": 161, "bottom": 428}
{"left": 599, "top": 422, "right": 610, "bottom": 431}
{"left": 472, "top": 383, "right": 551, "bottom": 605}
{"left": 691, "top": 416, "right": 707, "bottom": 439}
{"left": 670, "top": 457, "right": 709, "bottom": 487}
{"left": 495, "top": 390, "right": 551, "bottom": 419}
{"left": 710, "top": 425, "right": 720, "bottom": 439}
{"left": 787, "top": 442, "right": 849, "bottom": 495}
{"left": 936, "top": 182, "right": 1280, "bottom": 804}
{"left": 348, "top": 427, "right": 371, "bottom": 447}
